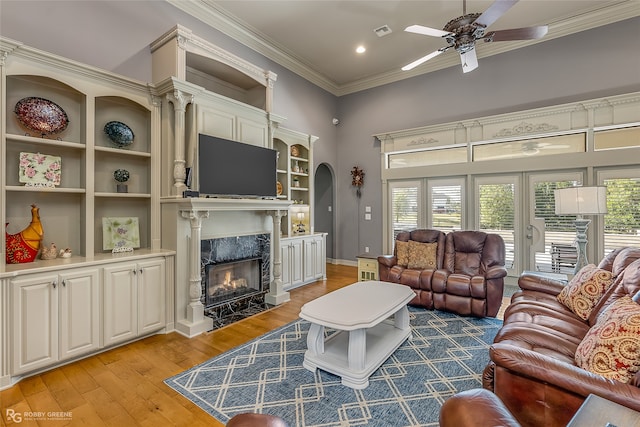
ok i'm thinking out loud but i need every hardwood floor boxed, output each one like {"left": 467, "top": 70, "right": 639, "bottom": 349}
{"left": 1, "top": 264, "right": 510, "bottom": 427}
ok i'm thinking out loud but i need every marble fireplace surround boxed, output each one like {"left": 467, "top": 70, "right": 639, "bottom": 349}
{"left": 201, "top": 233, "right": 270, "bottom": 310}
{"left": 163, "top": 197, "right": 291, "bottom": 337}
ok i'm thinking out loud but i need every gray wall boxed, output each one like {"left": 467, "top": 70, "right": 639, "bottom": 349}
{"left": 336, "top": 17, "right": 640, "bottom": 262}
{"left": 1, "top": 2, "right": 639, "bottom": 263}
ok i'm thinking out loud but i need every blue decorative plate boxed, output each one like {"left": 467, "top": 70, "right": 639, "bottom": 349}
{"left": 104, "top": 121, "right": 134, "bottom": 147}
{"left": 14, "top": 97, "right": 69, "bottom": 136}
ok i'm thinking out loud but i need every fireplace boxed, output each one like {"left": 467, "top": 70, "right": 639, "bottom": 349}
{"left": 201, "top": 233, "right": 270, "bottom": 327}
{"left": 205, "top": 257, "right": 262, "bottom": 308}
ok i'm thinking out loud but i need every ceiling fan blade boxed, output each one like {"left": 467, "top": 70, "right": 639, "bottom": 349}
{"left": 402, "top": 49, "right": 445, "bottom": 71}
{"left": 486, "top": 25, "right": 548, "bottom": 42}
{"left": 474, "top": 0, "right": 519, "bottom": 29}
{"left": 404, "top": 24, "right": 450, "bottom": 38}
{"left": 460, "top": 49, "right": 478, "bottom": 73}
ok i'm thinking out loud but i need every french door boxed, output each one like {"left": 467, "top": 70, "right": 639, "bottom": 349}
{"left": 474, "top": 171, "right": 585, "bottom": 276}
{"left": 392, "top": 169, "right": 640, "bottom": 277}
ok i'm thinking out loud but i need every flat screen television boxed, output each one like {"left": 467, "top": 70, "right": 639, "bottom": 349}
{"left": 197, "top": 134, "right": 277, "bottom": 198}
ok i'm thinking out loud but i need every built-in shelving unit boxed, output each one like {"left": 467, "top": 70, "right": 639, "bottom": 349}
{"left": 273, "top": 126, "right": 318, "bottom": 237}
{"left": 0, "top": 36, "right": 173, "bottom": 390}
{"left": 1, "top": 41, "right": 162, "bottom": 267}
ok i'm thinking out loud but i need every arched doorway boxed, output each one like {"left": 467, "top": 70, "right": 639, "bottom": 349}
{"left": 314, "top": 163, "right": 335, "bottom": 260}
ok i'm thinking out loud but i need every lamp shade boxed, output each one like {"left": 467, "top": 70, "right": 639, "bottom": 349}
{"left": 554, "top": 186, "right": 608, "bottom": 215}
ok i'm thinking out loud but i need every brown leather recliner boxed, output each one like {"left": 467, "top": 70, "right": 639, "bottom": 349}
{"left": 432, "top": 230, "right": 507, "bottom": 317}
{"left": 378, "top": 229, "right": 446, "bottom": 309}
{"left": 439, "top": 388, "right": 521, "bottom": 427}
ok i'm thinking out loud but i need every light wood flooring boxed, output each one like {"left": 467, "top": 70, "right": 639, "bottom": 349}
{"left": 0, "top": 264, "right": 510, "bottom": 427}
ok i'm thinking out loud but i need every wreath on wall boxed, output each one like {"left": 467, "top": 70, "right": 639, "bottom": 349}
{"left": 351, "top": 166, "right": 364, "bottom": 198}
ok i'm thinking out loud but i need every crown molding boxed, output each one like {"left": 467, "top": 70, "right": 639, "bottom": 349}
{"left": 167, "top": 0, "right": 640, "bottom": 96}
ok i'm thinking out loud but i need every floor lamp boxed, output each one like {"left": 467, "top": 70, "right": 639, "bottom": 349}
{"left": 554, "top": 186, "right": 607, "bottom": 274}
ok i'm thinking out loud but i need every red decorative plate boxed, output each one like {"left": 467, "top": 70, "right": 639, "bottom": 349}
{"left": 14, "top": 97, "right": 69, "bottom": 136}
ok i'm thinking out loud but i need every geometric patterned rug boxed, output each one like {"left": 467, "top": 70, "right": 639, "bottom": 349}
{"left": 164, "top": 308, "right": 502, "bottom": 426}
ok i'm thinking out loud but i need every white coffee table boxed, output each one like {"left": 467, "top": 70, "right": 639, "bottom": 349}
{"left": 299, "top": 280, "right": 415, "bottom": 389}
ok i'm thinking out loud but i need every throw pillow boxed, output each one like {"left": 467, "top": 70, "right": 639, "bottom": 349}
{"left": 575, "top": 295, "right": 640, "bottom": 383}
{"left": 407, "top": 240, "right": 438, "bottom": 270}
{"left": 396, "top": 240, "right": 409, "bottom": 267}
{"left": 557, "top": 264, "right": 614, "bottom": 320}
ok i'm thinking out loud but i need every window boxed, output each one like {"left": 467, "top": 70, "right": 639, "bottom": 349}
{"left": 429, "top": 181, "right": 463, "bottom": 231}
{"left": 473, "top": 133, "right": 585, "bottom": 161}
{"left": 478, "top": 182, "right": 516, "bottom": 270}
{"left": 390, "top": 181, "right": 420, "bottom": 241}
{"left": 532, "top": 177, "right": 583, "bottom": 273}
{"left": 600, "top": 176, "right": 640, "bottom": 252}
{"left": 594, "top": 126, "right": 640, "bottom": 151}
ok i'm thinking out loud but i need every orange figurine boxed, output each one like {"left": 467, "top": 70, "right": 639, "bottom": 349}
{"left": 5, "top": 204, "right": 44, "bottom": 264}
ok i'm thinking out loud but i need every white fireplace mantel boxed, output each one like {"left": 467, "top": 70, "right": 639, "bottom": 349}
{"left": 162, "top": 196, "right": 292, "bottom": 212}
{"left": 161, "top": 196, "right": 291, "bottom": 337}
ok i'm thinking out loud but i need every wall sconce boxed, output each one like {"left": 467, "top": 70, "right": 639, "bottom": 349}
{"left": 554, "top": 186, "right": 607, "bottom": 274}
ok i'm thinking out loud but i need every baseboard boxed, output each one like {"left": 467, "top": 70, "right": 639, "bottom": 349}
{"left": 331, "top": 258, "right": 358, "bottom": 267}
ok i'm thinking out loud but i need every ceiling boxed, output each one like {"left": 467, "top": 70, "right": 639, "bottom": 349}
{"left": 168, "top": 0, "right": 640, "bottom": 96}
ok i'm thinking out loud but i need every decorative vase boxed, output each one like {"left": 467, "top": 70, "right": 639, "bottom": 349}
{"left": 114, "top": 168, "right": 130, "bottom": 193}
{"left": 5, "top": 204, "right": 44, "bottom": 264}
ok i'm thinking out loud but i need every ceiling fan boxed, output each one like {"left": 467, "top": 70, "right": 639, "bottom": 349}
{"left": 403, "top": 0, "right": 548, "bottom": 73}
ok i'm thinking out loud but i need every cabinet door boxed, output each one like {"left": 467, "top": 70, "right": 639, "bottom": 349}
{"left": 303, "top": 238, "right": 316, "bottom": 283}
{"left": 290, "top": 238, "right": 304, "bottom": 286}
{"left": 281, "top": 244, "right": 292, "bottom": 288}
{"left": 59, "top": 268, "right": 100, "bottom": 360}
{"left": 303, "top": 236, "right": 326, "bottom": 282}
{"left": 12, "top": 274, "right": 59, "bottom": 374}
{"left": 137, "top": 258, "right": 166, "bottom": 335}
{"left": 103, "top": 263, "right": 137, "bottom": 346}
{"left": 312, "top": 235, "right": 326, "bottom": 280}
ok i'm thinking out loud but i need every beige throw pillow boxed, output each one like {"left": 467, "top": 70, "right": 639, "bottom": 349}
{"left": 396, "top": 240, "right": 409, "bottom": 267}
{"left": 407, "top": 240, "right": 437, "bottom": 270}
{"left": 557, "top": 264, "right": 614, "bottom": 320}
{"left": 575, "top": 295, "right": 640, "bottom": 383}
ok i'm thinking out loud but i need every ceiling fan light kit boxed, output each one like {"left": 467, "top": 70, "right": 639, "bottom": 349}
{"left": 403, "top": 0, "right": 548, "bottom": 73}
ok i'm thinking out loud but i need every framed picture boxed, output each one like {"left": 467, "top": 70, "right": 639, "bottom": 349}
{"left": 19, "top": 152, "right": 61, "bottom": 186}
{"left": 102, "top": 217, "right": 140, "bottom": 250}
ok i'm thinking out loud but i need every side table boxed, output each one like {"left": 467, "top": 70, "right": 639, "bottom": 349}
{"left": 566, "top": 394, "right": 640, "bottom": 427}
{"left": 357, "top": 253, "right": 378, "bottom": 281}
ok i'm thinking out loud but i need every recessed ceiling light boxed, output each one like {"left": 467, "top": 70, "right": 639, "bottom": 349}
{"left": 356, "top": 46, "right": 366, "bottom": 54}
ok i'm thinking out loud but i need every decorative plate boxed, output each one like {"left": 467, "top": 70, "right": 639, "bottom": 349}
{"left": 102, "top": 217, "right": 140, "bottom": 250}
{"left": 104, "top": 121, "right": 134, "bottom": 147}
{"left": 276, "top": 181, "right": 283, "bottom": 196}
{"left": 19, "top": 152, "right": 61, "bottom": 186}
{"left": 14, "top": 97, "right": 69, "bottom": 136}
{"left": 290, "top": 145, "right": 299, "bottom": 157}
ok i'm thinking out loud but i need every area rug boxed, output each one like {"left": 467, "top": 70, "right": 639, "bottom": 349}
{"left": 165, "top": 308, "right": 502, "bottom": 426}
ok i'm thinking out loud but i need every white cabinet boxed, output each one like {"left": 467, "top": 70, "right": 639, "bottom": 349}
{"left": 103, "top": 258, "right": 165, "bottom": 346}
{"left": 11, "top": 268, "right": 99, "bottom": 375}
{"left": 303, "top": 234, "right": 326, "bottom": 283}
{"left": 281, "top": 237, "right": 303, "bottom": 289}
{"left": 6, "top": 253, "right": 171, "bottom": 384}
{"left": 282, "top": 234, "right": 327, "bottom": 290}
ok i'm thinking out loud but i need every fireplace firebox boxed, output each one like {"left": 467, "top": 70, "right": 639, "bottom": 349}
{"left": 205, "top": 257, "right": 262, "bottom": 308}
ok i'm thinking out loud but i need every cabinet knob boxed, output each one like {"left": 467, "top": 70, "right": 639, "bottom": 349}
{"left": 139, "top": 268, "right": 143, "bottom": 274}
{"left": 52, "top": 280, "right": 57, "bottom": 289}
{"left": 132, "top": 269, "right": 137, "bottom": 275}
{"left": 62, "top": 279, "right": 67, "bottom": 287}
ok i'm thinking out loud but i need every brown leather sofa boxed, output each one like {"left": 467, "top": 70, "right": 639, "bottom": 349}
{"left": 483, "top": 247, "right": 640, "bottom": 427}
{"left": 378, "top": 229, "right": 506, "bottom": 317}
